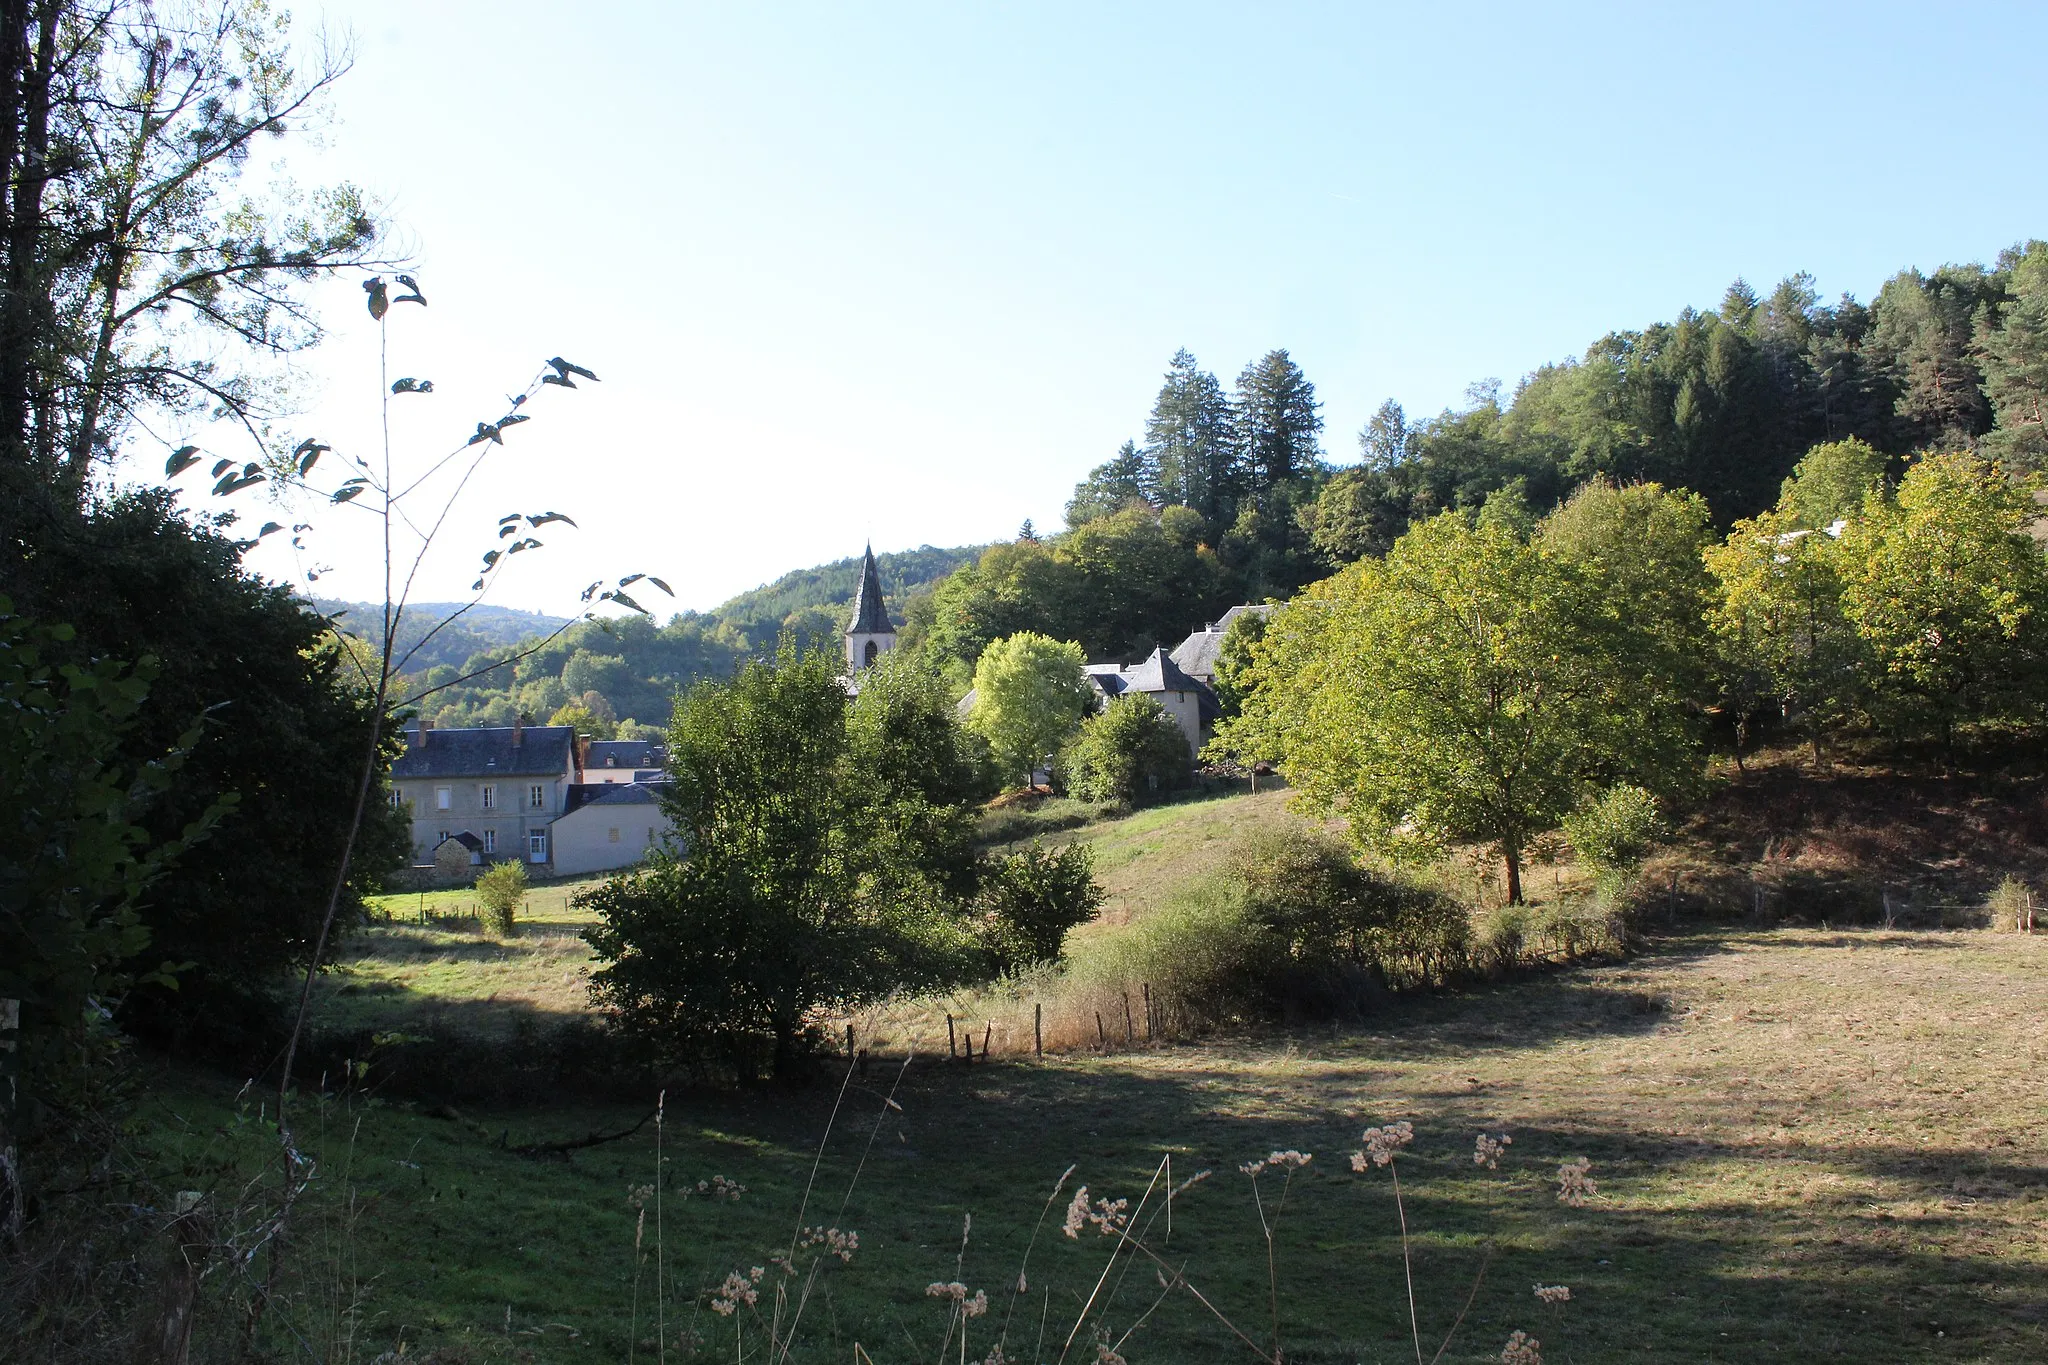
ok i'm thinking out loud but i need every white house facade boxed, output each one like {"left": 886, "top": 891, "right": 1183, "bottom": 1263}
{"left": 552, "top": 782, "right": 675, "bottom": 876}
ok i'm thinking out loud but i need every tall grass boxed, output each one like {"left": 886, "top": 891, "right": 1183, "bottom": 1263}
{"left": 860, "top": 826, "right": 1631, "bottom": 1060}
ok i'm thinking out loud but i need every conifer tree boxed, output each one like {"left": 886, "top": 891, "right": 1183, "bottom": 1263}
{"left": 1144, "top": 349, "right": 1238, "bottom": 522}
{"left": 1064, "top": 439, "right": 1153, "bottom": 527}
{"left": 1233, "top": 348, "right": 1323, "bottom": 495}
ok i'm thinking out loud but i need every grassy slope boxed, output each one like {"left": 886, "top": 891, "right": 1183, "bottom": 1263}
{"left": 180, "top": 777, "right": 2048, "bottom": 1359}
{"left": 157, "top": 926, "right": 2048, "bottom": 1363}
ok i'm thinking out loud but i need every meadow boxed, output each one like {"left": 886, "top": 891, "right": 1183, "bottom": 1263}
{"left": 174, "top": 782, "right": 2048, "bottom": 1363}
{"left": 157, "top": 922, "right": 2048, "bottom": 1363}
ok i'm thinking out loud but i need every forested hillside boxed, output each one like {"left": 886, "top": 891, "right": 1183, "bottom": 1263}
{"left": 311, "top": 600, "right": 570, "bottom": 675}
{"left": 912, "top": 243, "right": 2048, "bottom": 678}
{"left": 399, "top": 543, "right": 983, "bottom": 734}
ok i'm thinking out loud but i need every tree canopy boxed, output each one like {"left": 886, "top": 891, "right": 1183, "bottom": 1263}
{"left": 1214, "top": 513, "right": 1699, "bottom": 902}
{"left": 966, "top": 632, "right": 1093, "bottom": 788}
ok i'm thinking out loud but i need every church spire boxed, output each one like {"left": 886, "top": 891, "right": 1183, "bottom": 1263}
{"left": 846, "top": 543, "right": 894, "bottom": 636}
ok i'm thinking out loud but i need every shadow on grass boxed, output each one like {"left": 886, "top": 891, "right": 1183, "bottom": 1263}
{"left": 170, "top": 921, "right": 2044, "bottom": 1363}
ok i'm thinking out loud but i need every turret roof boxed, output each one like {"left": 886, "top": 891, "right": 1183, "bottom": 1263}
{"left": 846, "top": 544, "right": 895, "bottom": 635}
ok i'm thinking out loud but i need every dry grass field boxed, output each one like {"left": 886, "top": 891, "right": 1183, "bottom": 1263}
{"left": 236, "top": 772, "right": 2048, "bottom": 1361}
{"left": 156, "top": 921, "right": 2048, "bottom": 1363}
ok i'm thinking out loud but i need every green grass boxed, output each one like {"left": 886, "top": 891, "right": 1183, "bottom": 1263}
{"left": 150, "top": 925, "right": 2048, "bottom": 1362}
{"left": 208, "top": 783, "right": 2048, "bottom": 1359}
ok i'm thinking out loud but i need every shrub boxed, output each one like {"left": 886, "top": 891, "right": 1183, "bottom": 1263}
{"left": 1562, "top": 784, "right": 1666, "bottom": 897}
{"left": 474, "top": 860, "right": 528, "bottom": 936}
{"left": 1066, "top": 876, "right": 1268, "bottom": 1033}
{"left": 1985, "top": 875, "right": 2035, "bottom": 933}
{"left": 976, "top": 841, "right": 1105, "bottom": 970}
{"left": 1061, "top": 693, "right": 1191, "bottom": 804}
{"left": 1228, "top": 827, "right": 1470, "bottom": 990}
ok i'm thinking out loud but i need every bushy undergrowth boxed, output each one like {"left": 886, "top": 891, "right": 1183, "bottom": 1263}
{"left": 976, "top": 795, "right": 1121, "bottom": 846}
{"left": 938, "top": 827, "right": 1632, "bottom": 1051}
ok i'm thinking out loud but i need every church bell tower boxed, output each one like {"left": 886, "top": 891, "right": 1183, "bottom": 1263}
{"left": 844, "top": 544, "right": 898, "bottom": 674}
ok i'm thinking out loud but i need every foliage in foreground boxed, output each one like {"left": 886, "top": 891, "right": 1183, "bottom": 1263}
{"left": 583, "top": 645, "right": 1102, "bottom": 1078}
{"left": 0, "top": 601, "right": 222, "bottom": 1138}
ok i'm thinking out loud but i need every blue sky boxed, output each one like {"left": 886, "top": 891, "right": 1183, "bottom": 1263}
{"left": 209, "top": 1, "right": 2048, "bottom": 614}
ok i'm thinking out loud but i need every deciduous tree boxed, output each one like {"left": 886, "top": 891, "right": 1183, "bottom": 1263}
{"left": 966, "top": 631, "right": 1092, "bottom": 788}
{"left": 1836, "top": 451, "right": 2048, "bottom": 752}
{"left": 1215, "top": 514, "right": 1696, "bottom": 902}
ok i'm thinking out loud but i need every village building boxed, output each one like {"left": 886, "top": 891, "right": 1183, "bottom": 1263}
{"left": 552, "top": 782, "right": 672, "bottom": 876}
{"left": 389, "top": 720, "right": 578, "bottom": 870}
{"left": 388, "top": 718, "right": 673, "bottom": 876}
{"left": 1084, "top": 648, "right": 1215, "bottom": 756}
{"left": 580, "top": 738, "right": 666, "bottom": 784}
{"left": 1167, "top": 603, "right": 1274, "bottom": 687}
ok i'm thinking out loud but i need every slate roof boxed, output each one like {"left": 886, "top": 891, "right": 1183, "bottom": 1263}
{"left": 391, "top": 724, "right": 574, "bottom": 780}
{"left": 1169, "top": 603, "right": 1276, "bottom": 681}
{"left": 846, "top": 544, "right": 895, "bottom": 635}
{"left": 584, "top": 739, "right": 665, "bottom": 772}
{"left": 564, "top": 781, "right": 669, "bottom": 815}
{"left": 1084, "top": 649, "right": 1220, "bottom": 724}
{"left": 1120, "top": 647, "right": 1202, "bottom": 696}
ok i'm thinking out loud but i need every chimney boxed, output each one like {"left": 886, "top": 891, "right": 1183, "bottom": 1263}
{"left": 576, "top": 734, "right": 590, "bottom": 771}
{"left": 416, "top": 715, "right": 429, "bottom": 749}
{"left": 512, "top": 715, "right": 524, "bottom": 747}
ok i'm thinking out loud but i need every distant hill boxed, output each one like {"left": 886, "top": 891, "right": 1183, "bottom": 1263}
{"left": 374, "top": 542, "right": 989, "bottom": 731}
{"left": 701, "top": 544, "right": 986, "bottom": 643}
{"left": 309, "top": 599, "right": 571, "bottom": 676}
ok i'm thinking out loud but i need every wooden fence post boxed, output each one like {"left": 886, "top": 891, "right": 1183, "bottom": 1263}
{"left": 846, "top": 1023, "right": 855, "bottom": 1059}
{"left": 1035, "top": 1002, "right": 1043, "bottom": 1058}
{"left": 946, "top": 1014, "right": 956, "bottom": 1060}
{"left": 982, "top": 1022, "right": 992, "bottom": 1059}
{"left": 1142, "top": 984, "right": 1152, "bottom": 1042}
{"left": 1122, "top": 992, "right": 1134, "bottom": 1044}
{"left": 1095, "top": 1012, "right": 1108, "bottom": 1051}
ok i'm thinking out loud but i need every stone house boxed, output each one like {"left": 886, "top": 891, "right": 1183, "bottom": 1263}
{"left": 390, "top": 719, "right": 677, "bottom": 878}
{"left": 390, "top": 720, "right": 576, "bottom": 869}
{"left": 1084, "top": 648, "right": 1216, "bottom": 757}
{"left": 1167, "top": 603, "right": 1274, "bottom": 687}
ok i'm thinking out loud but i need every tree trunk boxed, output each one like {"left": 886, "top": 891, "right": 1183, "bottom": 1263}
{"left": 1503, "top": 844, "right": 1523, "bottom": 905}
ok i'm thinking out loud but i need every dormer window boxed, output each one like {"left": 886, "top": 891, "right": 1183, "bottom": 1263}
{"left": 606, "top": 755, "right": 617, "bottom": 767}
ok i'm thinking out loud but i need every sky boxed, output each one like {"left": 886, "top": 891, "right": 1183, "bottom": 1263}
{"left": 152, "top": 0, "right": 2048, "bottom": 616}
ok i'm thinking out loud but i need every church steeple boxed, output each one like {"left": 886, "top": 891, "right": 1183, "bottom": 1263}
{"left": 845, "top": 543, "right": 897, "bottom": 674}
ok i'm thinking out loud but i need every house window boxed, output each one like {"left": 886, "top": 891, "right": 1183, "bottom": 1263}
{"left": 389, "top": 789, "right": 405, "bottom": 809}
{"left": 529, "top": 784, "right": 545, "bottom": 809}
{"left": 528, "top": 830, "right": 548, "bottom": 863}
{"left": 607, "top": 826, "right": 620, "bottom": 843}
{"left": 482, "top": 829, "right": 496, "bottom": 854}
{"left": 481, "top": 784, "right": 496, "bottom": 810}
{"left": 435, "top": 786, "right": 452, "bottom": 810}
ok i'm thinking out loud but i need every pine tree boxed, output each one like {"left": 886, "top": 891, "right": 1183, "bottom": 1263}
{"left": 1978, "top": 243, "right": 2048, "bottom": 470}
{"left": 1144, "top": 350, "right": 1238, "bottom": 522}
{"left": 1063, "top": 439, "right": 1153, "bottom": 527}
{"left": 1869, "top": 266, "right": 1996, "bottom": 449}
{"left": 1233, "top": 349, "right": 1323, "bottom": 495}
{"left": 1358, "top": 400, "right": 1411, "bottom": 470}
